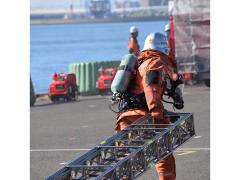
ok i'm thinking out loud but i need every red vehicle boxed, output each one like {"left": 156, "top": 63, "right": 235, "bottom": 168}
{"left": 48, "top": 72, "right": 78, "bottom": 102}
{"left": 96, "top": 68, "right": 117, "bottom": 94}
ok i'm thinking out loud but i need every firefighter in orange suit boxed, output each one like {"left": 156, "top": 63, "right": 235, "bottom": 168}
{"left": 115, "top": 32, "right": 180, "bottom": 180}
{"left": 128, "top": 26, "right": 140, "bottom": 57}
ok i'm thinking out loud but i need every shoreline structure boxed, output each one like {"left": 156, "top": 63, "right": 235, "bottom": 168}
{"left": 31, "top": 15, "right": 168, "bottom": 25}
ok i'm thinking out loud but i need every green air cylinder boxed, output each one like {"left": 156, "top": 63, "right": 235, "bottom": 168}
{"left": 85, "top": 62, "right": 92, "bottom": 94}
{"left": 76, "top": 64, "right": 81, "bottom": 92}
{"left": 94, "top": 62, "right": 100, "bottom": 85}
{"left": 111, "top": 54, "right": 137, "bottom": 94}
{"left": 91, "top": 62, "right": 97, "bottom": 93}
{"left": 80, "top": 63, "right": 86, "bottom": 94}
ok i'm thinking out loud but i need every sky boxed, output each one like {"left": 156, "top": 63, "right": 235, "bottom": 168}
{"left": 30, "top": 0, "right": 139, "bottom": 9}
{"left": 31, "top": 0, "right": 85, "bottom": 9}
{"left": 30, "top": 0, "right": 122, "bottom": 9}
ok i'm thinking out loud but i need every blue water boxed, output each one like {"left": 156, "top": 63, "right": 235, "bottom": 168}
{"left": 30, "top": 21, "right": 168, "bottom": 93}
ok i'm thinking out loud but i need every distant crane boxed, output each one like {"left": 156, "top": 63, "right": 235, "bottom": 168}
{"left": 88, "top": 0, "right": 111, "bottom": 18}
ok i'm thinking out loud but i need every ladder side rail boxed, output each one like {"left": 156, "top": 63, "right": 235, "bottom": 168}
{"left": 45, "top": 147, "right": 100, "bottom": 180}
{"left": 46, "top": 128, "right": 140, "bottom": 179}
{"left": 46, "top": 130, "right": 130, "bottom": 179}
{"left": 96, "top": 113, "right": 195, "bottom": 179}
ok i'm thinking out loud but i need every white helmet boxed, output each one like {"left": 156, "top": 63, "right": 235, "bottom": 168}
{"left": 129, "top": 26, "right": 138, "bottom": 33}
{"left": 142, "top": 32, "right": 169, "bottom": 55}
{"left": 165, "top": 24, "right": 170, "bottom": 32}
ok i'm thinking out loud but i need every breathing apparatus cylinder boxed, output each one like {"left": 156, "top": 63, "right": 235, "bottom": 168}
{"left": 111, "top": 54, "right": 137, "bottom": 94}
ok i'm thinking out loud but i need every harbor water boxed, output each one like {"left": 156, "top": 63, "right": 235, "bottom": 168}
{"left": 30, "top": 20, "right": 168, "bottom": 93}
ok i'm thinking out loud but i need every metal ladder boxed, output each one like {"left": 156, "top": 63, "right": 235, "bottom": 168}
{"left": 46, "top": 112, "right": 195, "bottom": 180}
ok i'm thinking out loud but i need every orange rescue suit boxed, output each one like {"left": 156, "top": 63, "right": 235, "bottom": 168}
{"left": 128, "top": 37, "right": 140, "bottom": 57}
{"left": 115, "top": 50, "right": 177, "bottom": 180}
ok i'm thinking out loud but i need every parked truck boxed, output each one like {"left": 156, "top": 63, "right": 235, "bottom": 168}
{"left": 96, "top": 68, "right": 117, "bottom": 95}
{"left": 48, "top": 72, "right": 78, "bottom": 102}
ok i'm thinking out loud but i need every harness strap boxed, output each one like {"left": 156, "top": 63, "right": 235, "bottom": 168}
{"left": 118, "top": 92, "right": 148, "bottom": 112}
{"left": 118, "top": 65, "right": 135, "bottom": 74}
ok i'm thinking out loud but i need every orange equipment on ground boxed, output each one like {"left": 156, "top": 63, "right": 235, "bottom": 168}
{"left": 48, "top": 72, "right": 78, "bottom": 102}
{"left": 96, "top": 68, "right": 117, "bottom": 94}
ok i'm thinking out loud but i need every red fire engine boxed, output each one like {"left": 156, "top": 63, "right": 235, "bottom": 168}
{"left": 96, "top": 68, "right": 117, "bottom": 94}
{"left": 48, "top": 72, "right": 78, "bottom": 102}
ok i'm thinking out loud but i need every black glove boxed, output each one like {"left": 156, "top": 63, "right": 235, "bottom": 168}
{"left": 173, "top": 98, "right": 184, "bottom": 109}
{"left": 172, "top": 85, "right": 184, "bottom": 109}
{"left": 175, "top": 74, "right": 184, "bottom": 85}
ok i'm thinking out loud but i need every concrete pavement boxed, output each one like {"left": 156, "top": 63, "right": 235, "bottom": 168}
{"left": 30, "top": 85, "right": 210, "bottom": 180}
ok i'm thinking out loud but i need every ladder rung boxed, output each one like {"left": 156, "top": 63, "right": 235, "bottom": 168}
{"left": 97, "top": 145, "right": 141, "bottom": 148}
{"left": 46, "top": 112, "right": 195, "bottom": 180}
{"left": 66, "top": 165, "right": 113, "bottom": 168}
{"left": 130, "top": 123, "right": 175, "bottom": 126}
{"left": 123, "top": 128, "right": 168, "bottom": 130}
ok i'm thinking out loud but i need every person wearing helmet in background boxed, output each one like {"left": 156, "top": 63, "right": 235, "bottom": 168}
{"left": 115, "top": 32, "right": 183, "bottom": 180}
{"left": 128, "top": 26, "right": 140, "bottom": 57}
